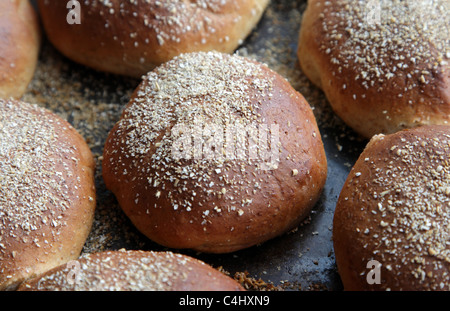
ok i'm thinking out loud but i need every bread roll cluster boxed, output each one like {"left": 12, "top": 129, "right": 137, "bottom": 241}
{"left": 297, "top": 0, "right": 450, "bottom": 291}
{"left": 1, "top": 0, "right": 449, "bottom": 292}
{"left": 1, "top": 0, "right": 272, "bottom": 291}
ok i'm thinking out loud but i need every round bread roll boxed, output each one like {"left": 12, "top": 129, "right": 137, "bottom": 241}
{"left": 333, "top": 125, "right": 450, "bottom": 291}
{"left": 0, "top": 0, "right": 41, "bottom": 99}
{"left": 37, "top": 0, "right": 270, "bottom": 78}
{"left": 0, "top": 99, "right": 96, "bottom": 291}
{"left": 18, "top": 249, "right": 244, "bottom": 291}
{"left": 298, "top": 0, "right": 450, "bottom": 139}
{"left": 102, "top": 51, "right": 328, "bottom": 254}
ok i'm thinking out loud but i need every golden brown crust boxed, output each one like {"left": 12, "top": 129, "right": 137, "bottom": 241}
{"left": 102, "top": 51, "right": 327, "bottom": 254}
{"left": 37, "top": 0, "right": 269, "bottom": 78}
{"left": 0, "top": 0, "right": 41, "bottom": 99}
{"left": 18, "top": 249, "right": 245, "bottom": 291}
{"left": 298, "top": 0, "right": 450, "bottom": 139}
{"left": 333, "top": 125, "right": 450, "bottom": 291}
{"left": 0, "top": 99, "right": 96, "bottom": 291}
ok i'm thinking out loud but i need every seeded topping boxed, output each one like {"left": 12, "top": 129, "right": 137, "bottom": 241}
{"left": 345, "top": 129, "right": 450, "bottom": 289}
{"left": 0, "top": 99, "right": 80, "bottom": 250}
{"left": 105, "top": 51, "right": 279, "bottom": 216}
{"left": 26, "top": 250, "right": 203, "bottom": 291}
{"left": 320, "top": 0, "right": 449, "bottom": 92}
{"left": 83, "top": 0, "right": 241, "bottom": 47}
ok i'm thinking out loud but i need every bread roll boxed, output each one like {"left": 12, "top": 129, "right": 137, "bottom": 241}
{"left": 37, "top": 0, "right": 270, "bottom": 78}
{"left": 18, "top": 249, "right": 244, "bottom": 291}
{"left": 298, "top": 0, "right": 450, "bottom": 139}
{"left": 333, "top": 125, "right": 450, "bottom": 290}
{"left": 0, "top": 0, "right": 41, "bottom": 99}
{"left": 102, "top": 51, "right": 328, "bottom": 254}
{"left": 0, "top": 99, "right": 96, "bottom": 291}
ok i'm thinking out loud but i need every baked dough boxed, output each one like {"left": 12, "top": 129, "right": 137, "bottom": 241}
{"left": 0, "top": 0, "right": 40, "bottom": 99}
{"left": 0, "top": 99, "right": 96, "bottom": 290}
{"left": 298, "top": 0, "right": 450, "bottom": 138}
{"left": 102, "top": 51, "right": 328, "bottom": 253}
{"left": 334, "top": 125, "right": 450, "bottom": 290}
{"left": 18, "top": 249, "right": 245, "bottom": 291}
{"left": 37, "top": 0, "right": 270, "bottom": 77}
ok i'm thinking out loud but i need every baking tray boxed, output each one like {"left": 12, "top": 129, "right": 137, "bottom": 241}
{"left": 24, "top": 0, "right": 369, "bottom": 291}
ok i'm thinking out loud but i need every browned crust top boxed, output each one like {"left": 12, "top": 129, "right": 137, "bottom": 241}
{"left": 334, "top": 125, "right": 450, "bottom": 290}
{"left": 18, "top": 250, "right": 244, "bottom": 291}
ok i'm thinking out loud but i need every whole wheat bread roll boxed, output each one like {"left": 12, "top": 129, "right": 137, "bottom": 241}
{"left": 0, "top": 99, "right": 96, "bottom": 291}
{"left": 18, "top": 249, "right": 245, "bottom": 291}
{"left": 37, "top": 0, "right": 270, "bottom": 77}
{"left": 102, "top": 51, "right": 328, "bottom": 253}
{"left": 0, "top": 0, "right": 40, "bottom": 99}
{"left": 298, "top": 0, "right": 450, "bottom": 139}
{"left": 334, "top": 125, "right": 450, "bottom": 290}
